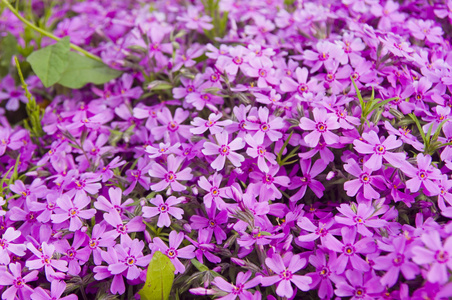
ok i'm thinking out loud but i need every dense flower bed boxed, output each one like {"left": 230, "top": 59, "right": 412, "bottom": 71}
{"left": 1, "top": 0, "right": 452, "bottom": 299}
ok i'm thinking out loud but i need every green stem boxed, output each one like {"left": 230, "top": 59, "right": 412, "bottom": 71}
{"left": 1, "top": 0, "right": 103, "bottom": 63}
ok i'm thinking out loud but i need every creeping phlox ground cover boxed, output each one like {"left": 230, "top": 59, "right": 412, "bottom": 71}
{"left": 1, "top": 0, "right": 452, "bottom": 299}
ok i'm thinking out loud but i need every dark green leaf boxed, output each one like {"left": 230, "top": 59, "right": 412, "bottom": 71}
{"left": 191, "top": 259, "right": 209, "bottom": 272}
{"left": 0, "top": 34, "right": 18, "bottom": 76}
{"left": 26, "top": 37, "right": 70, "bottom": 87}
{"left": 57, "top": 52, "right": 121, "bottom": 89}
{"left": 138, "top": 251, "right": 175, "bottom": 300}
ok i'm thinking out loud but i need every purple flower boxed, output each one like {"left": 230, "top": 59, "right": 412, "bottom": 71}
{"left": 31, "top": 280, "right": 77, "bottom": 300}
{"left": 0, "top": 227, "right": 26, "bottom": 265}
{"left": 402, "top": 153, "right": 442, "bottom": 196}
{"left": 335, "top": 203, "right": 387, "bottom": 237}
{"left": 154, "top": 107, "right": 192, "bottom": 144}
{"left": 190, "top": 203, "right": 228, "bottom": 244}
{"left": 142, "top": 195, "right": 184, "bottom": 227}
{"left": 289, "top": 158, "right": 326, "bottom": 201}
{"left": 186, "top": 229, "right": 221, "bottom": 264}
{"left": 26, "top": 242, "right": 68, "bottom": 281}
{"left": 261, "top": 253, "right": 312, "bottom": 298}
{"left": 149, "top": 154, "right": 193, "bottom": 192}
{"left": 353, "top": 131, "right": 405, "bottom": 171}
{"left": 51, "top": 193, "right": 96, "bottom": 231}
{"left": 244, "top": 134, "right": 277, "bottom": 173}
{"left": 334, "top": 269, "right": 384, "bottom": 299}
{"left": 95, "top": 187, "right": 133, "bottom": 214}
{"left": 307, "top": 250, "right": 340, "bottom": 299}
{"left": 108, "top": 238, "right": 151, "bottom": 280}
{"left": 202, "top": 132, "right": 245, "bottom": 171}
{"left": 212, "top": 271, "right": 261, "bottom": 300}
{"left": 190, "top": 113, "right": 232, "bottom": 135}
{"left": 54, "top": 230, "right": 91, "bottom": 276}
{"left": 299, "top": 107, "right": 340, "bottom": 147}
{"left": 197, "top": 173, "right": 228, "bottom": 208}
{"left": 0, "top": 262, "right": 38, "bottom": 299}
{"left": 323, "top": 226, "right": 376, "bottom": 274}
{"left": 412, "top": 231, "right": 452, "bottom": 284}
{"left": 150, "top": 231, "right": 196, "bottom": 274}
{"left": 373, "top": 236, "right": 420, "bottom": 287}
{"left": 104, "top": 210, "right": 145, "bottom": 243}
{"left": 343, "top": 159, "right": 386, "bottom": 200}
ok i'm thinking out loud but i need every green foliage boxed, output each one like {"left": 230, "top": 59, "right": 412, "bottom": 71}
{"left": 408, "top": 113, "right": 451, "bottom": 155}
{"left": 57, "top": 52, "right": 122, "bottom": 88}
{"left": 138, "top": 251, "right": 175, "bottom": 300}
{"left": 201, "top": 0, "right": 229, "bottom": 40}
{"left": 351, "top": 77, "right": 398, "bottom": 132}
{"left": 26, "top": 37, "right": 70, "bottom": 87}
{"left": 25, "top": 38, "right": 121, "bottom": 89}
{"left": 0, "top": 33, "right": 18, "bottom": 76}
{"left": 277, "top": 131, "right": 299, "bottom": 166}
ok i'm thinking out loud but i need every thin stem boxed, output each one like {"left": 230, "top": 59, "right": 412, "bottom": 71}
{"left": 1, "top": 0, "right": 103, "bottom": 63}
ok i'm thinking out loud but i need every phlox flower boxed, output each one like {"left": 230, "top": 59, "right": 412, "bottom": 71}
{"left": 334, "top": 269, "right": 384, "bottom": 299}
{"left": 261, "top": 253, "right": 312, "bottom": 298}
{"left": 95, "top": 187, "right": 133, "bottom": 214}
{"left": 289, "top": 158, "right": 327, "bottom": 201}
{"left": 154, "top": 107, "right": 192, "bottom": 143}
{"left": 402, "top": 153, "right": 442, "bottom": 196}
{"left": 176, "top": 7, "right": 213, "bottom": 32}
{"left": 343, "top": 159, "right": 386, "bottom": 200}
{"left": 299, "top": 107, "right": 340, "bottom": 147}
{"left": 142, "top": 195, "right": 184, "bottom": 227}
{"left": 186, "top": 229, "right": 221, "bottom": 264}
{"left": 54, "top": 230, "right": 90, "bottom": 276}
{"left": 197, "top": 173, "right": 228, "bottom": 208}
{"left": 150, "top": 231, "right": 195, "bottom": 274}
{"left": 149, "top": 154, "right": 193, "bottom": 192}
{"left": 212, "top": 271, "right": 261, "bottom": 300}
{"left": 31, "top": 280, "right": 77, "bottom": 300}
{"left": 190, "top": 113, "right": 232, "bottom": 135}
{"left": 307, "top": 250, "right": 340, "bottom": 299}
{"left": 373, "top": 236, "right": 420, "bottom": 287}
{"left": 104, "top": 210, "right": 145, "bottom": 244}
{"left": 412, "top": 231, "right": 452, "bottom": 284}
{"left": 248, "top": 165, "right": 290, "bottom": 202}
{"left": 247, "top": 107, "right": 285, "bottom": 143}
{"left": 145, "top": 142, "right": 180, "bottom": 159}
{"left": 0, "top": 227, "right": 26, "bottom": 265}
{"left": 108, "top": 238, "right": 151, "bottom": 281}
{"left": 88, "top": 223, "right": 116, "bottom": 266}
{"left": 244, "top": 134, "right": 277, "bottom": 173}
{"left": 124, "top": 157, "right": 152, "bottom": 195}
{"left": 51, "top": 193, "right": 96, "bottom": 231}
{"left": 0, "top": 262, "right": 38, "bottom": 300}
{"left": 202, "top": 132, "right": 245, "bottom": 171}
{"left": 26, "top": 242, "right": 68, "bottom": 281}
{"left": 190, "top": 202, "right": 228, "bottom": 244}
{"left": 334, "top": 203, "right": 387, "bottom": 237}
{"left": 323, "top": 226, "right": 376, "bottom": 274}
{"left": 93, "top": 247, "right": 125, "bottom": 295}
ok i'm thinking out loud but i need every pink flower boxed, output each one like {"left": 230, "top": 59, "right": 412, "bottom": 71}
{"left": 149, "top": 154, "right": 193, "bottom": 192}
{"left": 150, "top": 231, "right": 195, "bottom": 274}
{"left": 51, "top": 193, "right": 97, "bottom": 231}
{"left": 142, "top": 195, "right": 184, "bottom": 227}
{"left": 261, "top": 253, "right": 312, "bottom": 298}
{"left": 299, "top": 107, "right": 340, "bottom": 147}
{"left": 202, "top": 132, "right": 245, "bottom": 171}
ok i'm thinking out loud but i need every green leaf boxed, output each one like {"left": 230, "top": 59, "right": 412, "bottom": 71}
{"left": 138, "top": 251, "right": 175, "bottom": 300}
{"left": 26, "top": 37, "right": 70, "bottom": 87}
{"left": 0, "top": 34, "right": 18, "bottom": 76}
{"left": 191, "top": 259, "right": 209, "bottom": 272}
{"left": 350, "top": 77, "right": 364, "bottom": 108}
{"left": 57, "top": 52, "right": 121, "bottom": 89}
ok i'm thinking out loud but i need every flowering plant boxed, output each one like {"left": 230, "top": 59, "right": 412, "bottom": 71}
{"left": 1, "top": 0, "right": 452, "bottom": 299}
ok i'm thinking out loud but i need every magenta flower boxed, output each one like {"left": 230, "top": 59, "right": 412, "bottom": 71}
{"left": 186, "top": 229, "right": 220, "bottom": 264}
{"left": 299, "top": 107, "right": 340, "bottom": 147}
{"left": 104, "top": 210, "right": 145, "bottom": 243}
{"left": 307, "top": 250, "right": 340, "bottom": 299}
{"left": 412, "top": 231, "right": 452, "bottom": 284}
{"left": 212, "top": 271, "right": 261, "bottom": 300}
{"left": 0, "top": 227, "right": 26, "bottom": 265}
{"left": 323, "top": 226, "right": 376, "bottom": 274}
{"left": 142, "top": 195, "right": 184, "bottom": 227}
{"left": 54, "top": 230, "right": 91, "bottom": 276}
{"left": 249, "top": 107, "right": 285, "bottom": 143}
{"left": 280, "top": 67, "right": 320, "bottom": 97}
{"left": 0, "top": 262, "right": 38, "bottom": 300}
{"left": 334, "top": 270, "right": 384, "bottom": 299}
{"left": 88, "top": 223, "right": 116, "bottom": 266}
{"left": 26, "top": 242, "right": 68, "bottom": 281}
{"left": 108, "top": 238, "right": 151, "bottom": 281}
{"left": 124, "top": 157, "right": 152, "bottom": 195}
{"left": 197, "top": 173, "right": 228, "bottom": 208}
{"left": 95, "top": 187, "right": 133, "bottom": 214}
{"left": 154, "top": 107, "right": 192, "bottom": 143}
{"left": 343, "top": 159, "right": 386, "bottom": 200}
{"left": 31, "top": 280, "right": 77, "bottom": 300}
{"left": 93, "top": 247, "right": 125, "bottom": 295}
{"left": 244, "top": 134, "right": 277, "bottom": 173}
{"left": 190, "top": 203, "right": 228, "bottom": 244}
{"left": 373, "top": 236, "right": 420, "bottom": 287}
{"left": 51, "top": 193, "right": 96, "bottom": 231}
{"left": 202, "top": 132, "right": 245, "bottom": 171}
{"left": 402, "top": 153, "right": 443, "bottom": 196}
{"left": 190, "top": 113, "right": 232, "bottom": 135}
{"left": 148, "top": 154, "right": 193, "bottom": 192}
{"left": 334, "top": 203, "right": 387, "bottom": 237}
{"left": 261, "top": 253, "right": 312, "bottom": 298}
{"left": 297, "top": 217, "right": 337, "bottom": 243}
{"left": 289, "top": 158, "right": 327, "bottom": 201}
{"left": 150, "top": 231, "right": 196, "bottom": 274}
{"left": 353, "top": 131, "right": 405, "bottom": 171}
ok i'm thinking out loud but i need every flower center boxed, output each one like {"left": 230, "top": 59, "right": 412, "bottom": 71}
{"left": 259, "top": 69, "right": 267, "bottom": 77}
{"left": 165, "top": 171, "right": 176, "bottom": 182}
{"left": 168, "top": 122, "right": 179, "bottom": 132}
{"left": 343, "top": 244, "right": 355, "bottom": 256}
{"left": 297, "top": 83, "right": 308, "bottom": 94}
{"left": 167, "top": 248, "right": 177, "bottom": 258}
{"left": 233, "top": 56, "right": 243, "bottom": 65}
{"left": 219, "top": 145, "right": 230, "bottom": 156}
{"left": 435, "top": 250, "right": 449, "bottom": 263}
{"left": 417, "top": 170, "right": 427, "bottom": 180}
{"left": 375, "top": 144, "right": 386, "bottom": 154}
{"left": 355, "top": 287, "right": 366, "bottom": 298}
{"left": 280, "top": 269, "right": 293, "bottom": 280}
{"left": 393, "top": 254, "right": 404, "bottom": 266}
{"left": 260, "top": 123, "right": 270, "bottom": 132}
{"left": 69, "top": 208, "right": 78, "bottom": 217}
{"left": 319, "top": 52, "right": 329, "bottom": 61}
{"left": 159, "top": 204, "right": 168, "bottom": 213}
{"left": 359, "top": 173, "right": 371, "bottom": 184}
{"left": 127, "top": 257, "right": 136, "bottom": 265}
{"left": 316, "top": 122, "right": 327, "bottom": 132}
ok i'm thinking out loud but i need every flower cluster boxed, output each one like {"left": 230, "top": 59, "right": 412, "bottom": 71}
{"left": 1, "top": 0, "right": 452, "bottom": 299}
